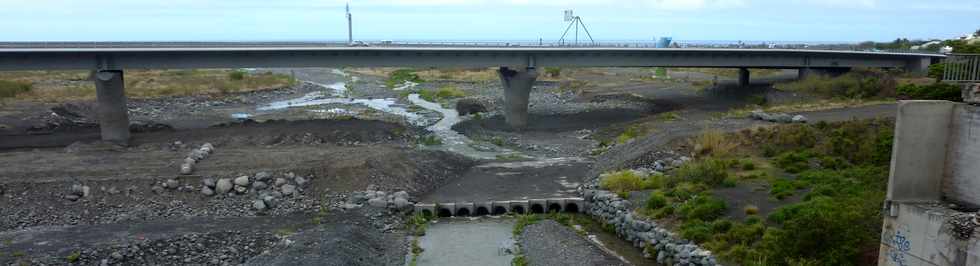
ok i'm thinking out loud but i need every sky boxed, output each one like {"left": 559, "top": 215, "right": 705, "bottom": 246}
{"left": 1, "top": 0, "right": 978, "bottom": 43}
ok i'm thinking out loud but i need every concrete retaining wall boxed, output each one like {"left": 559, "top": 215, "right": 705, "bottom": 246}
{"left": 943, "top": 104, "right": 980, "bottom": 206}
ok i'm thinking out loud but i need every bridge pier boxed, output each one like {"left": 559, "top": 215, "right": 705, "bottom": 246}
{"left": 94, "top": 70, "right": 130, "bottom": 145}
{"left": 738, "top": 68, "right": 750, "bottom": 87}
{"left": 906, "top": 58, "right": 931, "bottom": 77}
{"left": 498, "top": 67, "right": 538, "bottom": 130}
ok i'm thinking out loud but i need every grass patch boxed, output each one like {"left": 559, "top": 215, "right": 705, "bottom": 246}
{"left": 599, "top": 170, "right": 664, "bottom": 195}
{"left": 657, "top": 111, "right": 681, "bottom": 121}
{"left": 0, "top": 80, "right": 32, "bottom": 98}
{"left": 777, "top": 68, "right": 897, "bottom": 99}
{"left": 690, "top": 130, "right": 738, "bottom": 158}
{"left": 418, "top": 85, "right": 466, "bottom": 102}
{"left": 386, "top": 69, "right": 424, "bottom": 88}
{"left": 513, "top": 213, "right": 542, "bottom": 236}
{"left": 897, "top": 82, "right": 962, "bottom": 101}
{"left": 418, "top": 135, "right": 442, "bottom": 146}
{"left": 674, "top": 158, "right": 731, "bottom": 187}
{"left": 0, "top": 70, "right": 295, "bottom": 102}
{"left": 66, "top": 250, "right": 80, "bottom": 262}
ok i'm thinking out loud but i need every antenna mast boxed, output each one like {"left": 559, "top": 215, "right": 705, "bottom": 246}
{"left": 558, "top": 10, "right": 595, "bottom": 46}
{"left": 346, "top": 2, "right": 353, "bottom": 44}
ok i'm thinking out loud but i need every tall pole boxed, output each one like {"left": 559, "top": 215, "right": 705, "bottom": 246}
{"left": 346, "top": 2, "right": 352, "bottom": 44}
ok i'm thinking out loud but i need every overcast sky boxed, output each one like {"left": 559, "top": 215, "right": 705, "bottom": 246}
{"left": 2, "top": 0, "right": 978, "bottom": 43}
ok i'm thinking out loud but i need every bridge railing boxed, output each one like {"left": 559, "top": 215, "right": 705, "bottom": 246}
{"left": 0, "top": 41, "right": 943, "bottom": 55}
{"left": 943, "top": 54, "right": 980, "bottom": 83}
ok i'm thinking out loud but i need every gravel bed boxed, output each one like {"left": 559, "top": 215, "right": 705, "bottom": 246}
{"left": 519, "top": 220, "right": 626, "bottom": 266}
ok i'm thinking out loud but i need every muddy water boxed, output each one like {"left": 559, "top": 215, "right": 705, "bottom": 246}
{"left": 409, "top": 218, "right": 516, "bottom": 266}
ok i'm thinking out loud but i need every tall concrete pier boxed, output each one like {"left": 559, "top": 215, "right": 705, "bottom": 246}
{"left": 498, "top": 67, "right": 538, "bottom": 130}
{"left": 94, "top": 70, "right": 130, "bottom": 145}
{"left": 738, "top": 68, "right": 750, "bottom": 87}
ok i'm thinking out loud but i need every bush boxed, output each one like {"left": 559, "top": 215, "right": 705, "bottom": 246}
{"left": 690, "top": 130, "right": 738, "bottom": 157}
{"left": 600, "top": 170, "right": 645, "bottom": 194}
{"left": 616, "top": 125, "right": 644, "bottom": 144}
{"left": 645, "top": 191, "right": 668, "bottom": 210}
{"left": 743, "top": 205, "right": 759, "bottom": 215}
{"left": 544, "top": 67, "right": 561, "bottom": 78}
{"left": 675, "top": 158, "right": 731, "bottom": 186}
{"left": 779, "top": 69, "right": 896, "bottom": 99}
{"left": 0, "top": 80, "right": 32, "bottom": 98}
{"left": 387, "top": 69, "right": 423, "bottom": 88}
{"left": 680, "top": 219, "right": 713, "bottom": 243}
{"left": 419, "top": 135, "right": 442, "bottom": 146}
{"left": 419, "top": 85, "right": 466, "bottom": 102}
{"left": 228, "top": 70, "right": 247, "bottom": 81}
{"left": 897, "top": 83, "right": 962, "bottom": 101}
{"left": 677, "top": 194, "right": 727, "bottom": 221}
{"left": 774, "top": 150, "right": 812, "bottom": 173}
{"left": 667, "top": 182, "right": 708, "bottom": 200}
{"left": 763, "top": 197, "right": 874, "bottom": 265}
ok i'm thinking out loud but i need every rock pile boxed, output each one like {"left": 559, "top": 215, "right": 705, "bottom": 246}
{"left": 180, "top": 143, "right": 215, "bottom": 175}
{"left": 347, "top": 185, "right": 415, "bottom": 211}
{"left": 749, "top": 110, "right": 807, "bottom": 124}
{"left": 581, "top": 182, "right": 718, "bottom": 265}
{"left": 199, "top": 171, "right": 312, "bottom": 211}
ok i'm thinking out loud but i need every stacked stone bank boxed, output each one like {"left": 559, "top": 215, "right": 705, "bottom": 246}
{"left": 581, "top": 188, "right": 718, "bottom": 266}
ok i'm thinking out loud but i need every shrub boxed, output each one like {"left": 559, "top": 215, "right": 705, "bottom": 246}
{"left": 779, "top": 69, "right": 896, "bottom": 99}
{"left": 769, "top": 179, "right": 798, "bottom": 200}
{"left": 386, "top": 69, "right": 423, "bottom": 88}
{"left": 544, "top": 67, "right": 562, "bottom": 78}
{"left": 653, "top": 205, "right": 674, "bottom": 218}
{"left": 690, "top": 130, "right": 738, "bottom": 157}
{"left": 711, "top": 219, "right": 734, "bottom": 233}
{"left": 743, "top": 205, "right": 759, "bottom": 215}
{"left": 645, "top": 191, "right": 668, "bottom": 210}
{"left": 667, "top": 182, "right": 709, "bottom": 200}
{"left": 419, "top": 85, "right": 466, "bottom": 102}
{"left": 897, "top": 83, "right": 962, "bottom": 101}
{"left": 763, "top": 197, "right": 874, "bottom": 265}
{"left": 740, "top": 159, "right": 756, "bottom": 170}
{"left": 616, "top": 125, "right": 644, "bottom": 144}
{"left": 419, "top": 135, "right": 442, "bottom": 146}
{"left": 774, "top": 150, "right": 812, "bottom": 173}
{"left": 600, "top": 170, "right": 645, "bottom": 194}
{"left": 680, "top": 219, "right": 713, "bottom": 243}
{"left": 228, "top": 70, "right": 247, "bottom": 81}
{"left": 677, "top": 194, "right": 727, "bottom": 221}
{"left": 675, "top": 159, "right": 731, "bottom": 186}
{"left": 0, "top": 80, "right": 32, "bottom": 98}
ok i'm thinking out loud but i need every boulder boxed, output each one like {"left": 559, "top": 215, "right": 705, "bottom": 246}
{"left": 233, "top": 176, "right": 250, "bottom": 186}
{"left": 367, "top": 198, "right": 387, "bottom": 208}
{"left": 215, "top": 178, "right": 233, "bottom": 194}
{"left": 202, "top": 178, "right": 216, "bottom": 188}
{"left": 201, "top": 186, "right": 215, "bottom": 196}
{"left": 252, "top": 199, "right": 267, "bottom": 211}
{"left": 274, "top": 178, "right": 287, "bottom": 187}
{"left": 281, "top": 185, "right": 297, "bottom": 196}
{"left": 455, "top": 98, "right": 488, "bottom": 116}
{"left": 393, "top": 197, "right": 412, "bottom": 210}
{"left": 252, "top": 181, "right": 269, "bottom": 190}
{"left": 792, "top": 114, "right": 808, "bottom": 123}
{"left": 254, "top": 171, "right": 271, "bottom": 181}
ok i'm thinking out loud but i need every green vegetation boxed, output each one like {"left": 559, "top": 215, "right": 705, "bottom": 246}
{"left": 418, "top": 85, "right": 466, "bottom": 102}
{"left": 603, "top": 119, "right": 895, "bottom": 265}
{"left": 599, "top": 170, "right": 665, "bottom": 196}
{"left": 0, "top": 80, "right": 32, "bottom": 98}
{"left": 657, "top": 111, "right": 681, "bottom": 121}
{"left": 778, "top": 68, "right": 897, "bottom": 99}
{"left": 615, "top": 125, "right": 643, "bottom": 144}
{"left": 897, "top": 83, "right": 962, "bottom": 101}
{"left": 386, "top": 69, "right": 424, "bottom": 88}
{"left": 0, "top": 70, "right": 295, "bottom": 102}
{"left": 228, "top": 70, "right": 246, "bottom": 80}
{"left": 512, "top": 213, "right": 543, "bottom": 236}
{"left": 418, "top": 135, "right": 442, "bottom": 146}
{"left": 66, "top": 251, "right": 80, "bottom": 262}
{"left": 544, "top": 67, "right": 562, "bottom": 78}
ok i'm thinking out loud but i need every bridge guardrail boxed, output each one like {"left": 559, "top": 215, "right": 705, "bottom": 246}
{"left": 0, "top": 41, "right": 943, "bottom": 55}
{"left": 943, "top": 54, "right": 980, "bottom": 83}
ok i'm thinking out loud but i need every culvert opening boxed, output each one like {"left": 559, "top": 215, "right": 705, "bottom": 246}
{"left": 438, "top": 208, "right": 453, "bottom": 217}
{"left": 530, "top": 204, "right": 545, "bottom": 214}
{"left": 492, "top": 206, "right": 508, "bottom": 215}
{"left": 512, "top": 206, "right": 526, "bottom": 214}
{"left": 421, "top": 209, "right": 433, "bottom": 217}
{"left": 475, "top": 207, "right": 490, "bottom": 216}
{"left": 564, "top": 203, "right": 579, "bottom": 213}
{"left": 547, "top": 203, "right": 562, "bottom": 213}
{"left": 456, "top": 208, "right": 471, "bottom": 217}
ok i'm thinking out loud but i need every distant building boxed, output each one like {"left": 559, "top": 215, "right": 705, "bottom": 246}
{"left": 655, "top": 37, "right": 672, "bottom": 48}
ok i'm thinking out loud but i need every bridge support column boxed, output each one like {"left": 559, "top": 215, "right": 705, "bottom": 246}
{"left": 906, "top": 58, "right": 931, "bottom": 77}
{"left": 94, "top": 70, "right": 130, "bottom": 145}
{"left": 798, "top": 68, "right": 810, "bottom": 80}
{"left": 738, "top": 68, "right": 750, "bottom": 87}
{"left": 498, "top": 67, "right": 538, "bottom": 130}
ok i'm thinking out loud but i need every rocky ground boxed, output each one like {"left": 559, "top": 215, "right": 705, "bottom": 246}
{"left": 519, "top": 220, "right": 626, "bottom": 266}
{"left": 0, "top": 67, "right": 900, "bottom": 265}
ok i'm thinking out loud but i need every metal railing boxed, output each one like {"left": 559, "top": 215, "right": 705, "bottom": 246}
{"left": 0, "top": 41, "right": 944, "bottom": 55}
{"left": 943, "top": 54, "right": 980, "bottom": 83}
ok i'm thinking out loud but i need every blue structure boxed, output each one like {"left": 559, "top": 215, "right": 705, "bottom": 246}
{"left": 656, "top": 37, "right": 672, "bottom": 48}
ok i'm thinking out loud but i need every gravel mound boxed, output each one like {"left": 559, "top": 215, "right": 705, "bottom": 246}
{"left": 519, "top": 220, "right": 626, "bottom": 266}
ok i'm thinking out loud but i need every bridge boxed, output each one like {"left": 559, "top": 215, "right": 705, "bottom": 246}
{"left": 0, "top": 42, "right": 944, "bottom": 144}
